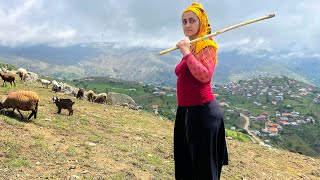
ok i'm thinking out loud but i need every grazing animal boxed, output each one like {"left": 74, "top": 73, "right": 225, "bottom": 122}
{"left": 76, "top": 89, "right": 84, "bottom": 100}
{"left": 94, "top": 93, "right": 108, "bottom": 104}
{"left": 51, "top": 80, "right": 61, "bottom": 92}
{"left": 0, "top": 73, "right": 16, "bottom": 87}
{"left": 52, "top": 96, "right": 75, "bottom": 116}
{"left": 17, "top": 68, "right": 28, "bottom": 81}
{"left": 86, "top": 90, "right": 97, "bottom": 102}
{"left": 0, "top": 91, "right": 40, "bottom": 120}
{"left": 40, "top": 79, "right": 51, "bottom": 88}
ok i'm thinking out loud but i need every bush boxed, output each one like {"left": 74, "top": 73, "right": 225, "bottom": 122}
{"left": 225, "top": 129, "right": 251, "bottom": 142}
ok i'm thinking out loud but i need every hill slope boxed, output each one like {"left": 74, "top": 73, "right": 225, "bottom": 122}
{"left": 0, "top": 82, "right": 320, "bottom": 179}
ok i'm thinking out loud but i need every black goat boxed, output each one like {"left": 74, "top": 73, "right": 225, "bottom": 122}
{"left": 52, "top": 96, "right": 75, "bottom": 116}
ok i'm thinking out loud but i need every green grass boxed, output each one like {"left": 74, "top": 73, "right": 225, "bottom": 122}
{"left": 225, "top": 129, "right": 251, "bottom": 142}
{"left": 0, "top": 138, "right": 30, "bottom": 168}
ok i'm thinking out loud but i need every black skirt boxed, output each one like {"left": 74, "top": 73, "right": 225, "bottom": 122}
{"left": 174, "top": 99, "right": 228, "bottom": 180}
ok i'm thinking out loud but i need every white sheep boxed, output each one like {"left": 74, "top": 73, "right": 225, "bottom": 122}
{"left": 17, "top": 68, "right": 28, "bottom": 81}
{"left": 51, "top": 80, "right": 61, "bottom": 92}
{"left": 40, "top": 79, "right": 51, "bottom": 88}
{"left": 0, "top": 91, "right": 40, "bottom": 120}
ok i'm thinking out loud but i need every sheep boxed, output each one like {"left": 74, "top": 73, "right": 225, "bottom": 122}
{"left": 76, "top": 89, "right": 84, "bottom": 100}
{"left": 86, "top": 90, "right": 97, "bottom": 102}
{"left": 1, "top": 67, "right": 10, "bottom": 73}
{"left": 0, "top": 91, "right": 40, "bottom": 120}
{"left": 51, "top": 80, "right": 61, "bottom": 92}
{"left": 0, "top": 73, "right": 16, "bottom": 87}
{"left": 17, "top": 68, "right": 28, "bottom": 81}
{"left": 40, "top": 79, "right": 51, "bottom": 88}
{"left": 94, "top": 93, "right": 107, "bottom": 104}
{"left": 52, "top": 96, "right": 75, "bottom": 116}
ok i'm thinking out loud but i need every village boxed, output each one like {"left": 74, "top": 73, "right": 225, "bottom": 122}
{"left": 211, "top": 75, "right": 319, "bottom": 144}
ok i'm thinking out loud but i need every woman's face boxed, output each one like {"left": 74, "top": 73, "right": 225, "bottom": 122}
{"left": 182, "top": 11, "right": 200, "bottom": 40}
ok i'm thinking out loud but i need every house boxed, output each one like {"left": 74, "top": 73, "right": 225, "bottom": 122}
{"left": 280, "top": 121, "right": 290, "bottom": 126}
{"left": 161, "top": 86, "right": 171, "bottom": 91}
{"left": 292, "top": 114, "right": 300, "bottom": 119}
{"left": 84, "top": 78, "right": 95, "bottom": 82}
{"left": 268, "top": 127, "right": 278, "bottom": 135}
{"left": 230, "top": 127, "right": 236, "bottom": 131}
{"left": 261, "top": 129, "right": 269, "bottom": 135}
{"left": 296, "top": 120, "right": 306, "bottom": 124}
{"left": 282, "top": 113, "right": 292, "bottom": 118}
{"left": 152, "top": 92, "right": 160, "bottom": 95}
{"left": 268, "top": 123, "right": 280, "bottom": 128}
{"left": 253, "top": 102, "right": 261, "bottom": 106}
{"left": 258, "top": 115, "right": 267, "bottom": 121}
{"left": 252, "top": 130, "right": 261, "bottom": 136}
{"left": 271, "top": 100, "right": 277, "bottom": 105}
{"left": 300, "top": 92, "right": 308, "bottom": 96}
{"left": 159, "top": 91, "right": 166, "bottom": 95}
{"left": 275, "top": 95, "right": 283, "bottom": 101}
{"left": 249, "top": 116, "right": 257, "bottom": 120}
{"left": 227, "top": 109, "right": 234, "bottom": 113}
{"left": 152, "top": 104, "right": 159, "bottom": 109}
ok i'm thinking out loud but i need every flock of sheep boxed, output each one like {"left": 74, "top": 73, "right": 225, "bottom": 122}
{"left": 0, "top": 67, "right": 124, "bottom": 121}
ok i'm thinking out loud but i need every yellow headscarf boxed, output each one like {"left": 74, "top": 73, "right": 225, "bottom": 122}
{"left": 183, "top": 2, "right": 218, "bottom": 54}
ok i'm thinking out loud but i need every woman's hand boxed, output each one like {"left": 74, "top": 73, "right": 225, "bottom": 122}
{"left": 176, "top": 39, "right": 191, "bottom": 57}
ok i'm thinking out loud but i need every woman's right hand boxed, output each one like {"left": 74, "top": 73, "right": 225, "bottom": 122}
{"left": 176, "top": 39, "right": 191, "bottom": 57}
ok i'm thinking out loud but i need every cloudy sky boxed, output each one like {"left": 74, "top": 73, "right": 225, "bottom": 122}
{"left": 0, "top": 0, "right": 319, "bottom": 58}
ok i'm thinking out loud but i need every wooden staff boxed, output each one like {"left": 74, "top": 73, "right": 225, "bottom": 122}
{"left": 158, "top": 14, "right": 275, "bottom": 56}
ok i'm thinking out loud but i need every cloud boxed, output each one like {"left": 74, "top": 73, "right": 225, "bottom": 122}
{"left": 0, "top": 0, "right": 319, "bottom": 59}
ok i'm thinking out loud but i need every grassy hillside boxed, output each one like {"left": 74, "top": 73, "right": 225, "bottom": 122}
{"left": 0, "top": 80, "right": 320, "bottom": 179}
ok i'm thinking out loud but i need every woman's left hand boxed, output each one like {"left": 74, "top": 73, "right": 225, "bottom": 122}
{"left": 176, "top": 39, "right": 191, "bottom": 57}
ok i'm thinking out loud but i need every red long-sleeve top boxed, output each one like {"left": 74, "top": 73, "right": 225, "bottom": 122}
{"left": 175, "top": 46, "right": 217, "bottom": 106}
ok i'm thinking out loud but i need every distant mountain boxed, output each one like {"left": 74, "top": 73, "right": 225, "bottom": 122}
{"left": 0, "top": 42, "right": 319, "bottom": 86}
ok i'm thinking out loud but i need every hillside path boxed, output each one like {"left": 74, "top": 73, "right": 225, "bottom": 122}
{"left": 240, "top": 113, "right": 265, "bottom": 145}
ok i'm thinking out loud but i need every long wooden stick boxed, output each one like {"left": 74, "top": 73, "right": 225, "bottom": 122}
{"left": 158, "top": 14, "right": 275, "bottom": 56}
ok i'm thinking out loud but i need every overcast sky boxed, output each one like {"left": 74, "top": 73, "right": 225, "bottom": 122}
{"left": 0, "top": 0, "right": 319, "bottom": 58}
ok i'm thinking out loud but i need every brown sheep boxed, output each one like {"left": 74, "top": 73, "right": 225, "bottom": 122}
{"left": 94, "top": 93, "right": 108, "bottom": 104}
{"left": 86, "top": 90, "right": 97, "bottom": 102}
{"left": 0, "top": 91, "right": 39, "bottom": 120}
{"left": 0, "top": 73, "right": 16, "bottom": 87}
{"left": 76, "top": 89, "right": 84, "bottom": 100}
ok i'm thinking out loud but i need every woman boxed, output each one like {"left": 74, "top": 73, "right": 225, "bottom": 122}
{"left": 174, "top": 2, "right": 228, "bottom": 180}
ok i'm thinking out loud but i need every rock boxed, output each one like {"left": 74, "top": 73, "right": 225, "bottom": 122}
{"left": 80, "top": 170, "right": 90, "bottom": 174}
{"left": 68, "top": 165, "right": 76, "bottom": 170}
{"left": 107, "top": 92, "right": 135, "bottom": 105}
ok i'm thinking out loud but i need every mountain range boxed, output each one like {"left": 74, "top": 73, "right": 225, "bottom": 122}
{"left": 0, "top": 42, "right": 319, "bottom": 87}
